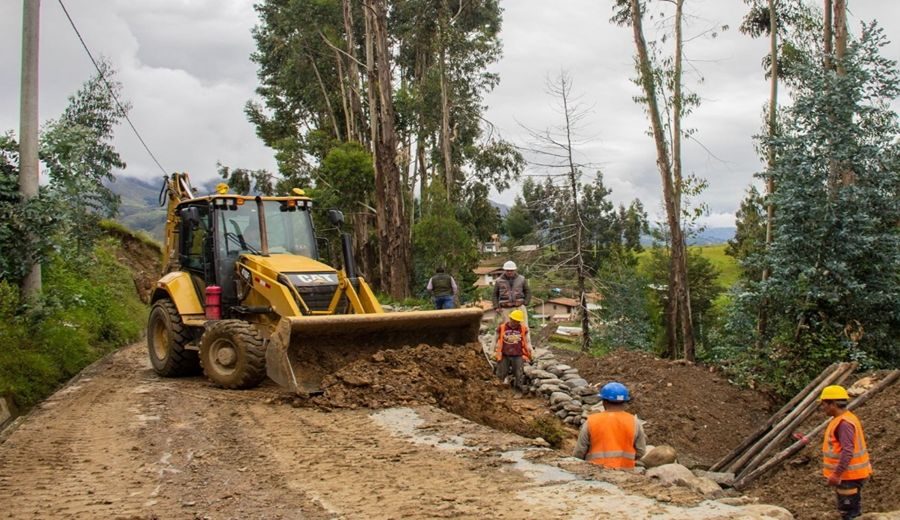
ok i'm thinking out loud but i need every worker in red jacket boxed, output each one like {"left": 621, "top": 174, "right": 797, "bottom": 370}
{"left": 819, "top": 385, "right": 872, "bottom": 520}
{"left": 573, "top": 382, "right": 647, "bottom": 469}
{"left": 493, "top": 309, "right": 531, "bottom": 392}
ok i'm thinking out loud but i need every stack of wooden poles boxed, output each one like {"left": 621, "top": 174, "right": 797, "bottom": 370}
{"left": 709, "top": 362, "right": 900, "bottom": 490}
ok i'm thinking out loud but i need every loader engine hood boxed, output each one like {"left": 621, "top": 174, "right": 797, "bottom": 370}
{"left": 241, "top": 254, "right": 342, "bottom": 313}
{"left": 240, "top": 254, "right": 337, "bottom": 278}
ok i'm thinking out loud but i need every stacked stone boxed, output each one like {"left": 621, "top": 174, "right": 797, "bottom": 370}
{"left": 523, "top": 349, "right": 600, "bottom": 427}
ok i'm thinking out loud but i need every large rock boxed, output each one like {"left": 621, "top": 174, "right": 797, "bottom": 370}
{"left": 581, "top": 394, "right": 601, "bottom": 405}
{"left": 538, "top": 384, "right": 562, "bottom": 394}
{"left": 688, "top": 476, "right": 722, "bottom": 497}
{"left": 641, "top": 445, "right": 678, "bottom": 468}
{"left": 547, "top": 364, "right": 572, "bottom": 376}
{"left": 693, "top": 469, "right": 735, "bottom": 487}
{"left": 549, "top": 392, "right": 571, "bottom": 405}
{"left": 529, "top": 369, "right": 556, "bottom": 380}
{"left": 577, "top": 386, "right": 599, "bottom": 397}
{"left": 646, "top": 463, "right": 694, "bottom": 485}
{"left": 565, "top": 378, "right": 590, "bottom": 389}
{"left": 647, "top": 464, "right": 721, "bottom": 498}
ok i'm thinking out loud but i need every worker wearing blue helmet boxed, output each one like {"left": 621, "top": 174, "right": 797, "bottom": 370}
{"left": 573, "top": 382, "right": 647, "bottom": 469}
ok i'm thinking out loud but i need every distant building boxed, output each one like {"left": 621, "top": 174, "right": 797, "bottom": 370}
{"left": 536, "top": 297, "right": 580, "bottom": 322}
{"left": 472, "top": 266, "right": 503, "bottom": 288}
{"left": 513, "top": 244, "right": 539, "bottom": 253}
{"left": 480, "top": 234, "right": 502, "bottom": 254}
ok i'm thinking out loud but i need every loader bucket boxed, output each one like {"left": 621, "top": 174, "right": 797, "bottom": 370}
{"left": 265, "top": 308, "right": 484, "bottom": 394}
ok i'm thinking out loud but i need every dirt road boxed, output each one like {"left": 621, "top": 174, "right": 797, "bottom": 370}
{"left": 0, "top": 343, "right": 791, "bottom": 519}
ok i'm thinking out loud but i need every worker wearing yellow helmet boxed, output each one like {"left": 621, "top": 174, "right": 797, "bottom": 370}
{"left": 819, "top": 384, "right": 871, "bottom": 520}
{"left": 493, "top": 308, "right": 531, "bottom": 392}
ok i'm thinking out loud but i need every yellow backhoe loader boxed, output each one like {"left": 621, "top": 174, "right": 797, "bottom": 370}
{"left": 147, "top": 173, "right": 482, "bottom": 394}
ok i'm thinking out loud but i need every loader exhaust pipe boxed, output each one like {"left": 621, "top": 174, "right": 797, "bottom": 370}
{"left": 340, "top": 232, "right": 357, "bottom": 281}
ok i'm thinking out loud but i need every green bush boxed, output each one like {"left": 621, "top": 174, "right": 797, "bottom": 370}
{"left": 0, "top": 239, "right": 146, "bottom": 409}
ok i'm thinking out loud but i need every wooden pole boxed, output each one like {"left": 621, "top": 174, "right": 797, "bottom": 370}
{"left": 711, "top": 363, "right": 840, "bottom": 472}
{"left": 726, "top": 362, "right": 855, "bottom": 474}
{"left": 734, "top": 370, "right": 899, "bottom": 490}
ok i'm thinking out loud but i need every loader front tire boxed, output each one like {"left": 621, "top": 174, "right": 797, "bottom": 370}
{"left": 199, "top": 320, "right": 267, "bottom": 389}
{"left": 147, "top": 298, "right": 200, "bottom": 377}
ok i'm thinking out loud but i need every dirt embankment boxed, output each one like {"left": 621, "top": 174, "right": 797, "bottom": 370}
{"left": 289, "top": 342, "right": 573, "bottom": 445}
{"left": 746, "top": 375, "right": 900, "bottom": 519}
{"left": 103, "top": 223, "right": 163, "bottom": 303}
{"left": 555, "top": 348, "right": 774, "bottom": 467}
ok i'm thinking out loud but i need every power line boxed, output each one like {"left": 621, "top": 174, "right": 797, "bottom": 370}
{"left": 56, "top": 0, "right": 169, "bottom": 176}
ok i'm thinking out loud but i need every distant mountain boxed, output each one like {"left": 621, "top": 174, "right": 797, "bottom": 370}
{"left": 489, "top": 200, "right": 510, "bottom": 217}
{"left": 640, "top": 227, "right": 736, "bottom": 247}
{"left": 107, "top": 175, "right": 168, "bottom": 240}
{"left": 689, "top": 227, "right": 735, "bottom": 245}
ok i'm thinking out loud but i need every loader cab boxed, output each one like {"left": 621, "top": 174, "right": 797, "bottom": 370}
{"left": 178, "top": 196, "right": 319, "bottom": 306}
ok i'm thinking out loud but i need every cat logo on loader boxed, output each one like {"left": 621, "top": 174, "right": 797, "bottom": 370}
{"left": 147, "top": 173, "right": 482, "bottom": 394}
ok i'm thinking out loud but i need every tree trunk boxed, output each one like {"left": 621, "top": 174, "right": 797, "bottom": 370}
{"left": 758, "top": 0, "right": 779, "bottom": 337}
{"left": 438, "top": 26, "right": 454, "bottom": 198}
{"left": 823, "top": 0, "right": 833, "bottom": 70}
{"left": 628, "top": 0, "right": 695, "bottom": 359}
{"left": 342, "top": 0, "right": 365, "bottom": 144}
{"left": 671, "top": 0, "right": 695, "bottom": 361}
{"left": 558, "top": 75, "right": 591, "bottom": 352}
{"left": 365, "top": 0, "right": 410, "bottom": 299}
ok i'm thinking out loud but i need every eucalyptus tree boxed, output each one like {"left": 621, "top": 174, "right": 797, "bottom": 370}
{"left": 761, "top": 24, "right": 900, "bottom": 373}
{"left": 611, "top": 0, "right": 697, "bottom": 360}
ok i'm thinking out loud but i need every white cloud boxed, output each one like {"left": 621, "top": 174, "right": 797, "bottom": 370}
{"left": 1, "top": 0, "right": 898, "bottom": 221}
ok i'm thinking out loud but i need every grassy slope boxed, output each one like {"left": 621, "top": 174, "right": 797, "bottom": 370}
{"left": 636, "top": 244, "right": 740, "bottom": 291}
{"left": 0, "top": 225, "right": 159, "bottom": 410}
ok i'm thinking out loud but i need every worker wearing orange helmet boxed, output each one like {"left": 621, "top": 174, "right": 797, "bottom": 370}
{"left": 819, "top": 384, "right": 871, "bottom": 520}
{"left": 493, "top": 309, "right": 531, "bottom": 392}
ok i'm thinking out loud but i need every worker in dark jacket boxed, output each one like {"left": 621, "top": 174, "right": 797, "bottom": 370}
{"left": 426, "top": 267, "right": 458, "bottom": 309}
{"left": 574, "top": 382, "right": 647, "bottom": 469}
{"left": 820, "top": 385, "right": 872, "bottom": 520}
{"left": 492, "top": 260, "right": 531, "bottom": 347}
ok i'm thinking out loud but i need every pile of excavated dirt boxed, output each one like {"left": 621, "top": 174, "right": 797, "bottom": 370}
{"left": 746, "top": 375, "right": 900, "bottom": 519}
{"left": 553, "top": 348, "right": 774, "bottom": 467}
{"left": 292, "top": 342, "right": 572, "bottom": 444}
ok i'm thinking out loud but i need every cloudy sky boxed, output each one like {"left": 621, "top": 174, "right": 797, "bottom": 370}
{"left": 1, "top": 1, "right": 897, "bottom": 227}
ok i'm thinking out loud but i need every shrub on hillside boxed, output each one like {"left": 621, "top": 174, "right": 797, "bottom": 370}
{"left": 0, "top": 239, "right": 146, "bottom": 409}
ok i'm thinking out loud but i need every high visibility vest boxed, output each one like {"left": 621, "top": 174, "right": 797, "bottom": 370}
{"left": 822, "top": 411, "right": 872, "bottom": 480}
{"left": 585, "top": 411, "right": 637, "bottom": 469}
{"left": 495, "top": 323, "right": 529, "bottom": 358}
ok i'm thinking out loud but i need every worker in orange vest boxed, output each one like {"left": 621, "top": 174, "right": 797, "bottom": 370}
{"left": 820, "top": 385, "right": 872, "bottom": 520}
{"left": 573, "top": 382, "right": 647, "bottom": 469}
{"left": 493, "top": 309, "right": 531, "bottom": 392}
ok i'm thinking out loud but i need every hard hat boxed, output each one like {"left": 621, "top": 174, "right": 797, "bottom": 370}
{"left": 599, "top": 382, "right": 630, "bottom": 402}
{"left": 503, "top": 260, "right": 517, "bottom": 271}
{"left": 819, "top": 385, "right": 850, "bottom": 401}
{"left": 508, "top": 309, "right": 525, "bottom": 322}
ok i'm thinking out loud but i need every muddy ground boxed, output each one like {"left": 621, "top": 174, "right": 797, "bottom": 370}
{"left": 747, "top": 373, "right": 900, "bottom": 519}
{"left": 555, "top": 348, "right": 774, "bottom": 467}
{"left": 294, "top": 342, "right": 572, "bottom": 444}
{"left": 557, "top": 348, "right": 899, "bottom": 519}
{"left": 1, "top": 338, "right": 895, "bottom": 519}
{"left": 0, "top": 342, "right": 804, "bottom": 520}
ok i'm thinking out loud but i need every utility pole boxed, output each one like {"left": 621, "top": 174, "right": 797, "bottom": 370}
{"left": 19, "top": 0, "right": 41, "bottom": 299}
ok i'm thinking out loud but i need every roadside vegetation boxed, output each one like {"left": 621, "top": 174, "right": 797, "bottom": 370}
{"left": 1, "top": 61, "right": 147, "bottom": 410}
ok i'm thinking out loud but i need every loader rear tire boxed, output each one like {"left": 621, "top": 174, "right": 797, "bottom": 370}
{"left": 147, "top": 298, "right": 200, "bottom": 377}
{"left": 199, "top": 320, "right": 267, "bottom": 389}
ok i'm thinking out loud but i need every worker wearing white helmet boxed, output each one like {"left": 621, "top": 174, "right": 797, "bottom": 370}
{"left": 492, "top": 259, "right": 531, "bottom": 352}
{"left": 493, "top": 260, "right": 530, "bottom": 312}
